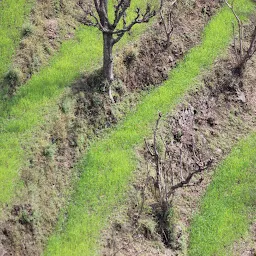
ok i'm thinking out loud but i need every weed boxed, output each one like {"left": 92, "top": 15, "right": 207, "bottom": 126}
{"left": 60, "top": 97, "right": 74, "bottom": 114}
{"left": 123, "top": 46, "right": 138, "bottom": 69}
{"left": 4, "top": 68, "right": 23, "bottom": 90}
{"left": 21, "top": 22, "right": 34, "bottom": 37}
{"left": 19, "top": 210, "right": 33, "bottom": 225}
{"left": 43, "top": 144, "right": 57, "bottom": 160}
{"left": 138, "top": 217, "right": 157, "bottom": 239}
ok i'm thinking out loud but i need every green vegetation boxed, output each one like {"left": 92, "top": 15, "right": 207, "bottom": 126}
{"left": 188, "top": 132, "right": 256, "bottom": 256}
{"left": 0, "top": 0, "right": 33, "bottom": 79}
{"left": 44, "top": 1, "right": 255, "bottom": 255}
{"left": 0, "top": 1, "right": 156, "bottom": 204}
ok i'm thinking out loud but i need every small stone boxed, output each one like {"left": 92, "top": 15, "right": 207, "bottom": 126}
{"left": 237, "top": 91, "right": 246, "bottom": 103}
{"left": 216, "top": 148, "right": 223, "bottom": 154}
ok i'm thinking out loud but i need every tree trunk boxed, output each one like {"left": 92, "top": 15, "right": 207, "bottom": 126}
{"left": 103, "top": 32, "right": 114, "bottom": 82}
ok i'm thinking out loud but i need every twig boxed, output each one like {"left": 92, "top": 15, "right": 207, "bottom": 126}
{"left": 169, "top": 159, "right": 212, "bottom": 193}
{"left": 179, "top": 144, "right": 185, "bottom": 181}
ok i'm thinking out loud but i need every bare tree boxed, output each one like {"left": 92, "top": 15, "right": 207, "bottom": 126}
{"left": 144, "top": 112, "right": 212, "bottom": 245}
{"left": 80, "top": 0, "right": 157, "bottom": 83}
{"left": 225, "top": 0, "right": 256, "bottom": 75}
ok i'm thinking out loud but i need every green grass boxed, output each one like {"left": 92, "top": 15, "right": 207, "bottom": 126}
{"left": 0, "top": 1, "right": 158, "bottom": 204}
{"left": 0, "top": 0, "right": 33, "bottom": 79}
{"left": 43, "top": 1, "right": 255, "bottom": 255}
{"left": 188, "top": 132, "right": 256, "bottom": 256}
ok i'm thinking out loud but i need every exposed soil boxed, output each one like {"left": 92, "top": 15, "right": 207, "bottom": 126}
{"left": 0, "top": 1, "right": 225, "bottom": 255}
{"left": 114, "top": 0, "right": 220, "bottom": 91}
{"left": 100, "top": 27, "right": 256, "bottom": 256}
{"left": 230, "top": 222, "right": 256, "bottom": 256}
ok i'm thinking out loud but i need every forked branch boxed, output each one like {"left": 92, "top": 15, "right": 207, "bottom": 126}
{"left": 79, "top": 0, "right": 156, "bottom": 46}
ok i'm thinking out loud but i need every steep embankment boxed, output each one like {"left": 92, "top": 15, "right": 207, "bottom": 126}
{"left": 44, "top": 1, "right": 255, "bottom": 255}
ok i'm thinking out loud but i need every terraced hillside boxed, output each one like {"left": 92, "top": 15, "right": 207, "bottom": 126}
{"left": 0, "top": 0, "right": 255, "bottom": 255}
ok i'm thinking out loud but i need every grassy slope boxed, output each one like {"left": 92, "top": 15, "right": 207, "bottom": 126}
{"left": 0, "top": 1, "right": 155, "bottom": 204}
{"left": 44, "top": 1, "right": 255, "bottom": 255}
{"left": 0, "top": 0, "right": 33, "bottom": 79}
{"left": 0, "top": 0, "right": 34, "bottom": 205}
{"left": 188, "top": 132, "right": 256, "bottom": 256}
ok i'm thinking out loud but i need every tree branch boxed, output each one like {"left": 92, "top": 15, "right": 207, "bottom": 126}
{"left": 113, "top": 0, "right": 131, "bottom": 29}
{"left": 78, "top": 2, "right": 108, "bottom": 32}
{"left": 169, "top": 159, "right": 213, "bottom": 193}
{"left": 112, "top": 4, "right": 156, "bottom": 45}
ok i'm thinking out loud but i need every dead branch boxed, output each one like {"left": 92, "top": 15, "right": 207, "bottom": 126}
{"left": 153, "top": 112, "right": 162, "bottom": 186}
{"left": 169, "top": 159, "right": 212, "bottom": 193}
{"left": 142, "top": 112, "right": 213, "bottom": 246}
{"left": 144, "top": 113, "right": 212, "bottom": 204}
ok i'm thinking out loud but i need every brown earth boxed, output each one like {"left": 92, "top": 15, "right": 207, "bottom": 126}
{"left": 100, "top": 25, "right": 256, "bottom": 256}
{"left": 0, "top": 1, "right": 223, "bottom": 255}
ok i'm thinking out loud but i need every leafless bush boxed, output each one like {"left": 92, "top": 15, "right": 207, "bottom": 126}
{"left": 143, "top": 112, "right": 212, "bottom": 246}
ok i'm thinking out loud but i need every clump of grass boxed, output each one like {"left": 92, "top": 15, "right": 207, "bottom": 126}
{"left": 188, "top": 133, "right": 256, "bottom": 256}
{"left": 43, "top": 144, "right": 57, "bottom": 160}
{"left": 43, "top": 1, "right": 255, "bottom": 255}
{"left": 4, "top": 68, "right": 23, "bottom": 88}
{"left": 123, "top": 45, "right": 138, "bottom": 68}
{"left": 21, "top": 22, "right": 35, "bottom": 37}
